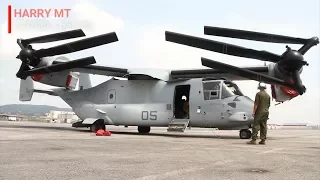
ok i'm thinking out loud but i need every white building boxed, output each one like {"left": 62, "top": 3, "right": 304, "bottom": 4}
{"left": 0, "top": 114, "right": 24, "bottom": 121}
{"left": 46, "top": 110, "right": 79, "bottom": 123}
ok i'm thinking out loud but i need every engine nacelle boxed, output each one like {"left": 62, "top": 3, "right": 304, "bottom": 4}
{"left": 270, "top": 84, "right": 299, "bottom": 102}
{"left": 32, "top": 71, "right": 79, "bottom": 89}
{"left": 36, "top": 56, "right": 70, "bottom": 67}
{"left": 268, "top": 63, "right": 300, "bottom": 102}
{"left": 30, "top": 56, "right": 79, "bottom": 89}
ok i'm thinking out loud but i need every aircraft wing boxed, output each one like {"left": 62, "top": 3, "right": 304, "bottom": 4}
{"left": 170, "top": 66, "right": 268, "bottom": 80}
{"left": 69, "top": 65, "right": 128, "bottom": 77}
{"left": 54, "top": 60, "right": 268, "bottom": 81}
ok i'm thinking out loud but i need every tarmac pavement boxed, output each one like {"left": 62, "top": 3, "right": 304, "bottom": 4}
{"left": 0, "top": 121, "right": 319, "bottom": 180}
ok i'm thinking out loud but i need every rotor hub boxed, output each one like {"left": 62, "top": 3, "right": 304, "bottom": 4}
{"left": 279, "top": 48, "right": 307, "bottom": 72}
{"left": 18, "top": 48, "right": 40, "bottom": 67}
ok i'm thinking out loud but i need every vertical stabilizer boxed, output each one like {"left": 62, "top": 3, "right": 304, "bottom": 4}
{"left": 79, "top": 73, "right": 92, "bottom": 90}
{"left": 19, "top": 77, "right": 34, "bottom": 101}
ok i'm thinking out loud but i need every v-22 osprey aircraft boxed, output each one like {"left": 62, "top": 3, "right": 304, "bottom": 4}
{"left": 14, "top": 25, "right": 319, "bottom": 139}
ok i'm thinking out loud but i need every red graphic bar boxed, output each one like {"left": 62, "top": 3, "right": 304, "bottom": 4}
{"left": 8, "top": 5, "right": 12, "bottom": 33}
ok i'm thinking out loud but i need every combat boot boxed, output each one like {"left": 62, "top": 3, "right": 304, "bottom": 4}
{"left": 246, "top": 139, "right": 257, "bottom": 145}
{"left": 259, "top": 140, "right": 266, "bottom": 145}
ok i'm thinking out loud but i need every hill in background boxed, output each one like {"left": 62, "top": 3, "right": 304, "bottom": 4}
{"left": 0, "top": 104, "right": 72, "bottom": 115}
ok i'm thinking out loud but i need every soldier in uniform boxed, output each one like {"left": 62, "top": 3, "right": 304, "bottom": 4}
{"left": 247, "top": 82, "right": 271, "bottom": 145}
{"left": 181, "top": 96, "right": 189, "bottom": 119}
{"left": 183, "top": 99, "right": 189, "bottom": 119}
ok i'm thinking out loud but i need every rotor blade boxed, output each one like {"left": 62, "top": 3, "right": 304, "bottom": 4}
{"left": 34, "top": 32, "right": 118, "bottom": 58}
{"left": 22, "top": 56, "right": 96, "bottom": 76}
{"left": 165, "top": 31, "right": 281, "bottom": 63}
{"left": 204, "top": 26, "right": 309, "bottom": 44}
{"left": 298, "top": 37, "right": 319, "bottom": 55}
{"left": 20, "top": 29, "right": 86, "bottom": 45}
{"left": 201, "top": 57, "right": 296, "bottom": 89}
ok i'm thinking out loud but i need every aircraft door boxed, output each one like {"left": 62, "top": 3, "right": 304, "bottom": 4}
{"left": 173, "top": 85, "right": 190, "bottom": 119}
{"left": 198, "top": 80, "right": 224, "bottom": 127}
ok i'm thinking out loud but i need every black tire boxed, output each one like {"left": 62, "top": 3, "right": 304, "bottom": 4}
{"left": 239, "top": 129, "right": 252, "bottom": 139}
{"left": 90, "top": 124, "right": 97, "bottom": 132}
{"left": 101, "top": 123, "right": 106, "bottom": 131}
{"left": 97, "top": 119, "right": 106, "bottom": 131}
{"left": 90, "top": 120, "right": 105, "bottom": 132}
{"left": 138, "top": 126, "right": 150, "bottom": 133}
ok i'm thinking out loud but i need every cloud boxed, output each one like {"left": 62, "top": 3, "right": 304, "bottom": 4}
{"left": 0, "top": 1, "right": 125, "bottom": 107}
{"left": 71, "top": 0, "right": 124, "bottom": 35}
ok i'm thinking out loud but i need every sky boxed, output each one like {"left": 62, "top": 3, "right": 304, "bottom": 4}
{"left": 0, "top": 0, "right": 319, "bottom": 125}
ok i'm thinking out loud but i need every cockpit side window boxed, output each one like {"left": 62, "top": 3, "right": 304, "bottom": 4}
{"left": 221, "top": 83, "right": 234, "bottom": 99}
{"left": 202, "top": 81, "right": 221, "bottom": 100}
{"left": 223, "top": 81, "right": 244, "bottom": 96}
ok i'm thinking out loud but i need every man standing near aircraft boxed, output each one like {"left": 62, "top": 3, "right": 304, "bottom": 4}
{"left": 247, "top": 82, "right": 271, "bottom": 145}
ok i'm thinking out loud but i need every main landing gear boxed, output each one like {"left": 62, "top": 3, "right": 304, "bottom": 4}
{"left": 239, "top": 129, "right": 252, "bottom": 139}
{"left": 90, "top": 119, "right": 106, "bottom": 132}
{"left": 138, "top": 126, "right": 150, "bottom": 134}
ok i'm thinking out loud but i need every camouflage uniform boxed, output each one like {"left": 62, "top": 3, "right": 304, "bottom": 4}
{"left": 249, "top": 90, "right": 270, "bottom": 144}
{"left": 183, "top": 101, "right": 189, "bottom": 118}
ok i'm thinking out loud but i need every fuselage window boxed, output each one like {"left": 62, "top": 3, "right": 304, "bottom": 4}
{"left": 202, "top": 81, "right": 221, "bottom": 100}
{"left": 107, "top": 89, "right": 116, "bottom": 104}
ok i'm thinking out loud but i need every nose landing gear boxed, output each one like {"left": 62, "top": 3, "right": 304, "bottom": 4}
{"left": 239, "top": 129, "right": 252, "bottom": 139}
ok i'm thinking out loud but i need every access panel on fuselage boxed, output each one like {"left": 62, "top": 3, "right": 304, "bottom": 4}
{"left": 197, "top": 80, "right": 226, "bottom": 127}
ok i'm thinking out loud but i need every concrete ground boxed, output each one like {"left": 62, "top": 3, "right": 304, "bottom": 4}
{"left": 0, "top": 121, "right": 319, "bottom": 180}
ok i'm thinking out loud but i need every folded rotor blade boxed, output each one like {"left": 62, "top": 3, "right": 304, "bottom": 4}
{"left": 20, "top": 29, "right": 86, "bottom": 45}
{"left": 34, "top": 32, "right": 118, "bottom": 58}
{"left": 298, "top": 37, "right": 320, "bottom": 55}
{"left": 23, "top": 56, "right": 96, "bottom": 76}
{"left": 201, "top": 57, "right": 296, "bottom": 89}
{"left": 165, "top": 31, "right": 281, "bottom": 63}
{"left": 204, "top": 26, "right": 309, "bottom": 44}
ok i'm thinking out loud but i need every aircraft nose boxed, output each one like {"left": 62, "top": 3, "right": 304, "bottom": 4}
{"left": 227, "top": 96, "right": 254, "bottom": 122}
{"left": 228, "top": 112, "right": 252, "bottom": 122}
{"left": 235, "top": 96, "right": 254, "bottom": 109}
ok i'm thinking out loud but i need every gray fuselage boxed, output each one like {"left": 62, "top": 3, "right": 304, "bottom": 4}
{"left": 54, "top": 78, "right": 254, "bottom": 130}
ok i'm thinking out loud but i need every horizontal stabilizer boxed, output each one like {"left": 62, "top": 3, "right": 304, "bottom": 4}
{"left": 34, "top": 89, "right": 57, "bottom": 96}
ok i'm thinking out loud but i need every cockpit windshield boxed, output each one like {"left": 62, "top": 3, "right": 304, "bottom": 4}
{"left": 202, "top": 80, "right": 244, "bottom": 100}
{"left": 221, "top": 81, "right": 244, "bottom": 99}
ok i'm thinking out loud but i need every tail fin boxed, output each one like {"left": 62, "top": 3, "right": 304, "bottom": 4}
{"left": 79, "top": 73, "right": 92, "bottom": 90}
{"left": 19, "top": 77, "right": 34, "bottom": 101}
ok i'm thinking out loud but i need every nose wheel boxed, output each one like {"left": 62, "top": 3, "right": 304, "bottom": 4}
{"left": 239, "top": 129, "right": 252, "bottom": 139}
